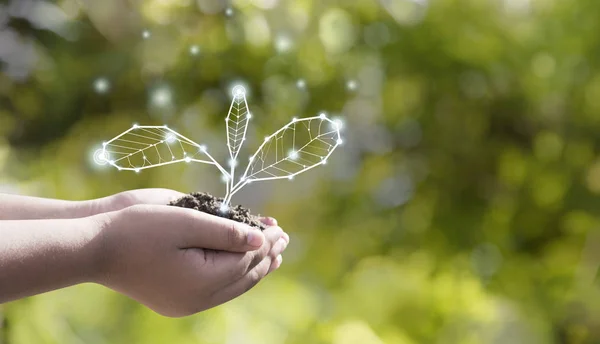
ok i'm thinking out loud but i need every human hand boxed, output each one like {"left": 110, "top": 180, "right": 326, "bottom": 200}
{"left": 91, "top": 188, "right": 186, "bottom": 214}
{"left": 93, "top": 204, "right": 288, "bottom": 317}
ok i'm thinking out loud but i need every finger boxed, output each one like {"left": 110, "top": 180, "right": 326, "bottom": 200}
{"left": 211, "top": 254, "right": 274, "bottom": 305}
{"left": 215, "top": 225, "right": 284, "bottom": 279}
{"left": 259, "top": 218, "right": 289, "bottom": 245}
{"left": 175, "top": 208, "right": 265, "bottom": 252}
{"left": 259, "top": 217, "right": 278, "bottom": 227}
{"left": 268, "top": 255, "right": 283, "bottom": 274}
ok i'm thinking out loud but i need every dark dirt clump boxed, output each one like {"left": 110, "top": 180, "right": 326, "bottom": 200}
{"left": 169, "top": 192, "right": 267, "bottom": 230}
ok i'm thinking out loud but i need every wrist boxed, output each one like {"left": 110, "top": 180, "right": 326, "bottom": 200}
{"left": 80, "top": 212, "right": 115, "bottom": 285}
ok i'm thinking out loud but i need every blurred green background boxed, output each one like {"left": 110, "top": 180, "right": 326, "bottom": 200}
{"left": 2, "top": 0, "right": 600, "bottom": 343}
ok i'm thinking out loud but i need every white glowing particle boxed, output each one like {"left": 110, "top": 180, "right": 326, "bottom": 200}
{"left": 319, "top": 112, "right": 327, "bottom": 119}
{"left": 247, "top": 113, "right": 252, "bottom": 119}
{"left": 151, "top": 87, "right": 172, "bottom": 107}
{"left": 347, "top": 80, "right": 358, "bottom": 91}
{"left": 185, "top": 157, "right": 191, "bottom": 163}
{"left": 93, "top": 78, "right": 110, "bottom": 94}
{"left": 292, "top": 117, "right": 297, "bottom": 122}
{"left": 225, "top": 8, "right": 233, "bottom": 17}
{"left": 337, "top": 139, "right": 343, "bottom": 145}
{"left": 190, "top": 45, "right": 200, "bottom": 55}
{"left": 296, "top": 79, "right": 306, "bottom": 89}
{"left": 142, "top": 30, "right": 151, "bottom": 39}
{"left": 133, "top": 123, "right": 139, "bottom": 128}
{"left": 275, "top": 35, "right": 293, "bottom": 53}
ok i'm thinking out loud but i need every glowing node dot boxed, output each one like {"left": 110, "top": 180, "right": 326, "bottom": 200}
{"left": 288, "top": 175, "right": 294, "bottom": 180}
{"left": 189, "top": 45, "right": 200, "bottom": 56}
{"left": 199, "top": 145, "right": 207, "bottom": 152}
{"left": 165, "top": 133, "right": 177, "bottom": 143}
{"left": 319, "top": 112, "right": 327, "bottom": 119}
{"left": 247, "top": 179, "right": 253, "bottom": 184}
{"left": 264, "top": 136, "right": 271, "bottom": 142}
{"left": 135, "top": 168, "right": 140, "bottom": 173}
{"left": 333, "top": 119, "right": 343, "bottom": 130}
{"left": 143, "top": 156, "right": 147, "bottom": 160}
{"left": 288, "top": 150, "right": 299, "bottom": 160}
{"left": 221, "top": 175, "right": 229, "bottom": 182}
{"left": 247, "top": 113, "right": 252, "bottom": 119}
{"left": 323, "top": 159, "right": 328, "bottom": 165}
{"left": 232, "top": 85, "right": 246, "bottom": 98}
{"left": 93, "top": 149, "right": 109, "bottom": 165}
{"left": 117, "top": 167, "right": 122, "bottom": 171}
{"left": 142, "top": 30, "right": 151, "bottom": 39}
{"left": 133, "top": 123, "right": 139, "bottom": 128}
{"left": 249, "top": 156, "right": 254, "bottom": 161}
{"left": 337, "top": 139, "right": 343, "bottom": 145}
{"left": 225, "top": 8, "right": 233, "bottom": 17}
{"left": 102, "top": 141, "right": 107, "bottom": 146}
{"left": 296, "top": 79, "right": 306, "bottom": 89}
{"left": 185, "top": 157, "right": 191, "bottom": 163}
{"left": 172, "top": 156, "right": 175, "bottom": 160}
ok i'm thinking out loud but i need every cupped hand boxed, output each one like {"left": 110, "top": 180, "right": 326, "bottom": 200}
{"left": 91, "top": 188, "right": 186, "bottom": 214}
{"left": 93, "top": 204, "right": 288, "bottom": 317}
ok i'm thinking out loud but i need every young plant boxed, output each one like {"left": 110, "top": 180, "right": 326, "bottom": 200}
{"left": 94, "top": 86, "right": 343, "bottom": 211}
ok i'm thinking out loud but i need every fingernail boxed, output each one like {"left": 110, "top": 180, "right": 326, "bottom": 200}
{"left": 247, "top": 229, "right": 263, "bottom": 247}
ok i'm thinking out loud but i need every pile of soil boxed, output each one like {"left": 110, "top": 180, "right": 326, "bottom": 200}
{"left": 169, "top": 192, "right": 267, "bottom": 230}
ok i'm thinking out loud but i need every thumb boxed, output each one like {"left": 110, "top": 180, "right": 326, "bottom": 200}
{"left": 179, "top": 210, "right": 265, "bottom": 252}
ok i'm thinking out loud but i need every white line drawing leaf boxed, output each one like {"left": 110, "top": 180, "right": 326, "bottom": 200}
{"left": 240, "top": 115, "right": 342, "bottom": 183}
{"left": 100, "top": 126, "right": 211, "bottom": 171}
{"left": 226, "top": 86, "right": 251, "bottom": 162}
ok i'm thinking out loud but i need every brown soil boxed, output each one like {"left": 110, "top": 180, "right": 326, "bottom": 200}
{"left": 169, "top": 192, "right": 267, "bottom": 230}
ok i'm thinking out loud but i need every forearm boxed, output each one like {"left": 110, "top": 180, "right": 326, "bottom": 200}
{"left": 0, "top": 194, "right": 110, "bottom": 220}
{"left": 0, "top": 216, "right": 106, "bottom": 303}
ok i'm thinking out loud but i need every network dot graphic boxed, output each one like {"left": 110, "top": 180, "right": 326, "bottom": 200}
{"left": 95, "top": 85, "right": 343, "bottom": 209}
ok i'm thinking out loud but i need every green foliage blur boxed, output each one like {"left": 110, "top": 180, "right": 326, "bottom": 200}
{"left": 2, "top": 0, "right": 600, "bottom": 343}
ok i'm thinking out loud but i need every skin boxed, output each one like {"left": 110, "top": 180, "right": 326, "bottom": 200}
{"left": 0, "top": 189, "right": 289, "bottom": 317}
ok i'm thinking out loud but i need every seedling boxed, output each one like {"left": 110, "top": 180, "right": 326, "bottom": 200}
{"left": 94, "top": 86, "right": 343, "bottom": 211}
